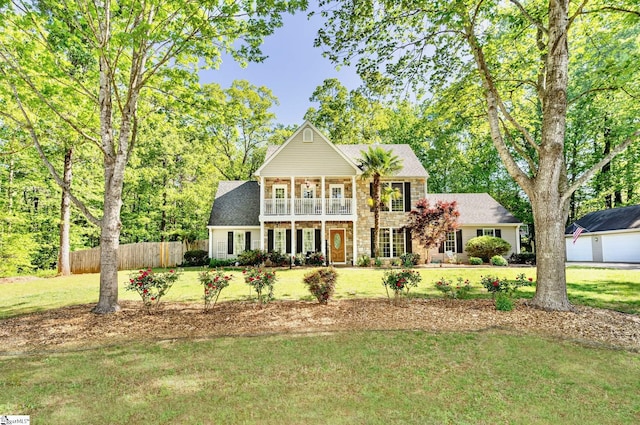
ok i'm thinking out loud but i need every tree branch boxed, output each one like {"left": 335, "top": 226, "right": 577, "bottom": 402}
{"left": 562, "top": 128, "right": 640, "bottom": 204}
{"left": 509, "top": 0, "right": 548, "bottom": 35}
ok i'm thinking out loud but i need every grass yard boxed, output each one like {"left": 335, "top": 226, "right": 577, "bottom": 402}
{"left": 1, "top": 330, "right": 639, "bottom": 424}
{"left": 2, "top": 265, "right": 639, "bottom": 424}
{"left": 2, "top": 266, "right": 640, "bottom": 319}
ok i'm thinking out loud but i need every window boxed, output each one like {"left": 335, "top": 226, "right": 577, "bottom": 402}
{"left": 303, "top": 128, "right": 314, "bottom": 142}
{"left": 274, "top": 229, "right": 286, "bottom": 253}
{"left": 330, "top": 184, "right": 343, "bottom": 199}
{"left": 234, "top": 232, "right": 245, "bottom": 254}
{"left": 378, "top": 227, "right": 406, "bottom": 258}
{"left": 302, "top": 228, "right": 314, "bottom": 253}
{"left": 273, "top": 184, "right": 287, "bottom": 215}
{"left": 482, "top": 228, "right": 495, "bottom": 237}
{"left": 301, "top": 184, "right": 315, "bottom": 199}
{"left": 392, "top": 228, "right": 406, "bottom": 257}
{"left": 444, "top": 231, "right": 456, "bottom": 252}
{"left": 379, "top": 182, "right": 404, "bottom": 212}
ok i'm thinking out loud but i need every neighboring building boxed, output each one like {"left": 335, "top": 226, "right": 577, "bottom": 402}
{"left": 207, "top": 121, "right": 522, "bottom": 264}
{"left": 565, "top": 204, "right": 640, "bottom": 263}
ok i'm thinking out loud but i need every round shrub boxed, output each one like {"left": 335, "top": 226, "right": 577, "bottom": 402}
{"left": 468, "top": 257, "right": 483, "bottom": 265}
{"left": 465, "top": 236, "right": 511, "bottom": 262}
{"left": 303, "top": 267, "right": 338, "bottom": 304}
{"left": 183, "top": 250, "right": 209, "bottom": 267}
{"left": 490, "top": 255, "right": 508, "bottom": 266}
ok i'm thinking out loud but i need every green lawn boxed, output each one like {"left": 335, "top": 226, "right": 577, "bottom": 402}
{"left": 1, "top": 331, "right": 639, "bottom": 424}
{"left": 2, "top": 266, "right": 640, "bottom": 424}
{"left": 2, "top": 266, "right": 640, "bottom": 319}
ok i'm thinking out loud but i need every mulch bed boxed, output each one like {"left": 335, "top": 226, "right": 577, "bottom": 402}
{"left": 2, "top": 298, "right": 639, "bottom": 355}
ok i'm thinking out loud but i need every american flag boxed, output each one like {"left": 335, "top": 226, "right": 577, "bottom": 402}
{"left": 572, "top": 224, "right": 584, "bottom": 244}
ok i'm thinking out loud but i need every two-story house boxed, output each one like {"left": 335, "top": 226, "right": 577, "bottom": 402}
{"left": 207, "top": 121, "right": 522, "bottom": 264}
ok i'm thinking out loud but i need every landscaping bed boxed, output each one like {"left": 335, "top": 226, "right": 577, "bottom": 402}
{"left": 2, "top": 298, "right": 638, "bottom": 354}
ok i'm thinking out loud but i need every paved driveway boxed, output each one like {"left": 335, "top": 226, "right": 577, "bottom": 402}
{"left": 567, "top": 262, "right": 640, "bottom": 270}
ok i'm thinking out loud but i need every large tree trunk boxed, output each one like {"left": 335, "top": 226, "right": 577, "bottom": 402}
{"left": 529, "top": 186, "right": 572, "bottom": 310}
{"left": 57, "top": 147, "right": 72, "bottom": 276}
{"left": 528, "top": 0, "right": 572, "bottom": 311}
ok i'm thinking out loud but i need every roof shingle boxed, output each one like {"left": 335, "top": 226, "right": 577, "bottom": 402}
{"left": 208, "top": 181, "right": 260, "bottom": 227}
{"left": 426, "top": 193, "right": 521, "bottom": 225}
{"left": 565, "top": 204, "right": 640, "bottom": 234}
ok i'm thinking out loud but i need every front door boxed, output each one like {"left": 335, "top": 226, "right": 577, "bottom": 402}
{"left": 329, "top": 229, "right": 346, "bottom": 263}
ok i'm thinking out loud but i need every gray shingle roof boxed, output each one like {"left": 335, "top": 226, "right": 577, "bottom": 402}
{"left": 264, "top": 143, "right": 429, "bottom": 177}
{"left": 565, "top": 204, "right": 640, "bottom": 234}
{"left": 426, "top": 193, "right": 521, "bottom": 225}
{"left": 208, "top": 181, "right": 260, "bottom": 227}
{"left": 338, "top": 144, "right": 429, "bottom": 177}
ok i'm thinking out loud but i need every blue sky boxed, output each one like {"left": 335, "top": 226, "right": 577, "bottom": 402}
{"left": 199, "top": 9, "right": 362, "bottom": 126}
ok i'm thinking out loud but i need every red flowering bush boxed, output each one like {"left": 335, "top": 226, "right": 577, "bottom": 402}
{"left": 243, "top": 267, "right": 277, "bottom": 304}
{"left": 479, "top": 273, "right": 533, "bottom": 295}
{"left": 303, "top": 267, "right": 338, "bottom": 304}
{"left": 382, "top": 269, "right": 422, "bottom": 301}
{"left": 435, "top": 277, "right": 472, "bottom": 299}
{"left": 125, "top": 268, "right": 181, "bottom": 313}
{"left": 199, "top": 269, "right": 233, "bottom": 312}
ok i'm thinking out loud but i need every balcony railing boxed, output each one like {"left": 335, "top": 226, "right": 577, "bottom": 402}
{"left": 264, "top": 198, "right": 353, "bottom": 216}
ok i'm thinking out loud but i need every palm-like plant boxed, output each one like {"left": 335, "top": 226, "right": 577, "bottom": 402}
{"left": 359, "top": 146, "right": 403, "bottom": 258}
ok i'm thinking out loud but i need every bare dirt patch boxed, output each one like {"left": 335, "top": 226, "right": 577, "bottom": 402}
{"left": 1, "top": 298, "right": 639, "bottom": 354}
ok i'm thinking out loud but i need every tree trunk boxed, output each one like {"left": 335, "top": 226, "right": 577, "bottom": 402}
{"left": 57, "top": 147, "right": 73, "bottom": 276}
{"left": 529, "top": 187, "right": 572, "bottom": 311}
{"left": 373, "top": 174, "right": 381, "bottom": 258}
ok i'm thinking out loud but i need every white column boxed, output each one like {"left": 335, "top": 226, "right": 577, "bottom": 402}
{"left": 208, "top": 227, "right": 213, "bottom": 258}
{"left": 352, "top": 222, "right": 357, "bottom": 265}
{"left": 260, "top": 222, "right": 265, "bottom": 251}
{"left": 321, "top": 220, "right": 326, "bottom": 260}
{"left": 321, "top": 176, "right": 326, "bottom": 215}
{"left": 351, "top": 175, "right": 356, "bottom": 216}
{"left": 290, "top": 176, "right": 295, "bottom": 216}
{"left": 291, "top": 220, "right": 296, "bottom": 256}
{"left": 516, "top": 225, "right": 521, "bottom": 254}
{"left": 260, "top": 176, "right": 265, "bottom": 216}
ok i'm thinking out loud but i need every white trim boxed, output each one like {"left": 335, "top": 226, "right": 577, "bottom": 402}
{"left": 253, "top": 121, "right": 361, "bottom": 177}
{"left": 208, "top": 226, "right": 260, "bottom": 230}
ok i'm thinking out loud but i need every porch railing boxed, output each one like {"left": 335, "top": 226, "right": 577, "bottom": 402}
{"left": 263, "top": 198, "right": 353, "bottom": 216}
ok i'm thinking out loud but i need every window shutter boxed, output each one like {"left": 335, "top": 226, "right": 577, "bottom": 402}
{"left": 296, "top": 229, "right": 303, "bottom": 253}
{"left": 227, "top": 232, "right": 234, "bottom": 255}
{"left": 404, "top": 182, "right": 411, "bottom": 212}
{"left": 438, "top": 241, "right": 444, "bottom": 253}
{"left": 496, "top": 229, "right": 502, "bottom": 238}
{"left": 286, "top": 229, "right": 292, "bottom": 254}
{"left": 315, "top": 229, "right": 322, "bottom": 252}
{"left": 370, "top": 228, "right": 375, "bottom": 257}
{"left": 456, "top": 230, "right": 463, "bottom": 253}
{"left": 267, "top": 229, "right": 274, "bottom": 252}
{"left": 245, "top": 232, "right": 251, "bottom": 252}
{"left": 477, "top": 229, "right": 483, "bottom": 237}
{"left": 405, "top": 228, "right": 412, "bottom": 253}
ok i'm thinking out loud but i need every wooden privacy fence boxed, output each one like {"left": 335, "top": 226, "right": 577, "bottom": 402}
{"left": 70, "top": 239, "right": 208, "bottom": 274}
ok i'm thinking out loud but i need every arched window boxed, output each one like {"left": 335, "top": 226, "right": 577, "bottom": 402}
{"left": 303, "top": 128, "right": 313, "bottom": 142}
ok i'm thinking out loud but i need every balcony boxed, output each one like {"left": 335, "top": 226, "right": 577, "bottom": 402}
{"left": 263, "top": 198, "right": 354, "bottom": 217}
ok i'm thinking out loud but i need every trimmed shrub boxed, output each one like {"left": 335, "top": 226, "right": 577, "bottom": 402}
{"left": 237, "top": 249, "right": 267, "bottom": 266}
{"left": 400, "top": 252, "right": 420, "bottom": 267}
{"left": 509, "top": 252, "right": 536, "bottom": 265}
{"left": 465, "top": 236, "right": 511, "bottom": 262}
{"left": 495, "top": 293, "right": 514, "bottom": 311}
{"left": 209, "top": 258, "right": 236, "bottom": 268}
{"left": 183, "top": 250, "right": 209, "bottom": 267}
{"left": 267, "top": 251, "right": 289, "bottom": 267}
{"left": 469, "top": 257, "right": 483, "bottom": 265}
{"left": 491, "top": 255, "right": 508, "bottom": 266}
{"left": 306, "top": 252, "right": 326, "bottom": 266}
{"left": 303, "top": 267, "right": 338, "bottom": 304}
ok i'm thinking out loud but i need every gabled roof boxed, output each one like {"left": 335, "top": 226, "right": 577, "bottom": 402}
{"left": 338, "top": 144, "right": 429, "bottom": 178}
{"left": 426, "top": 193, "right": 521, "bottom": 225}
{"left": 208, "top": 181, "right": 260, "bottom": 227}
{"left": 565, "top": 204, "right": 640, "bottom": 234}
{"left": 256, "top": 121, "right": 361, "bottom": 177}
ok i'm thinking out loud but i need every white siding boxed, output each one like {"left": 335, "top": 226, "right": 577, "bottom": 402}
{"left": 210, "top": 228, "right": 260, "bottom": 259}
{"left": 260, "top": 126, "right": 357, "bottom": 177}
{"left": 602, "top": 232, "right": 640, "bottom": 262}
{"left": 566, "top": 236, "right": 593, "bottom": 261}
